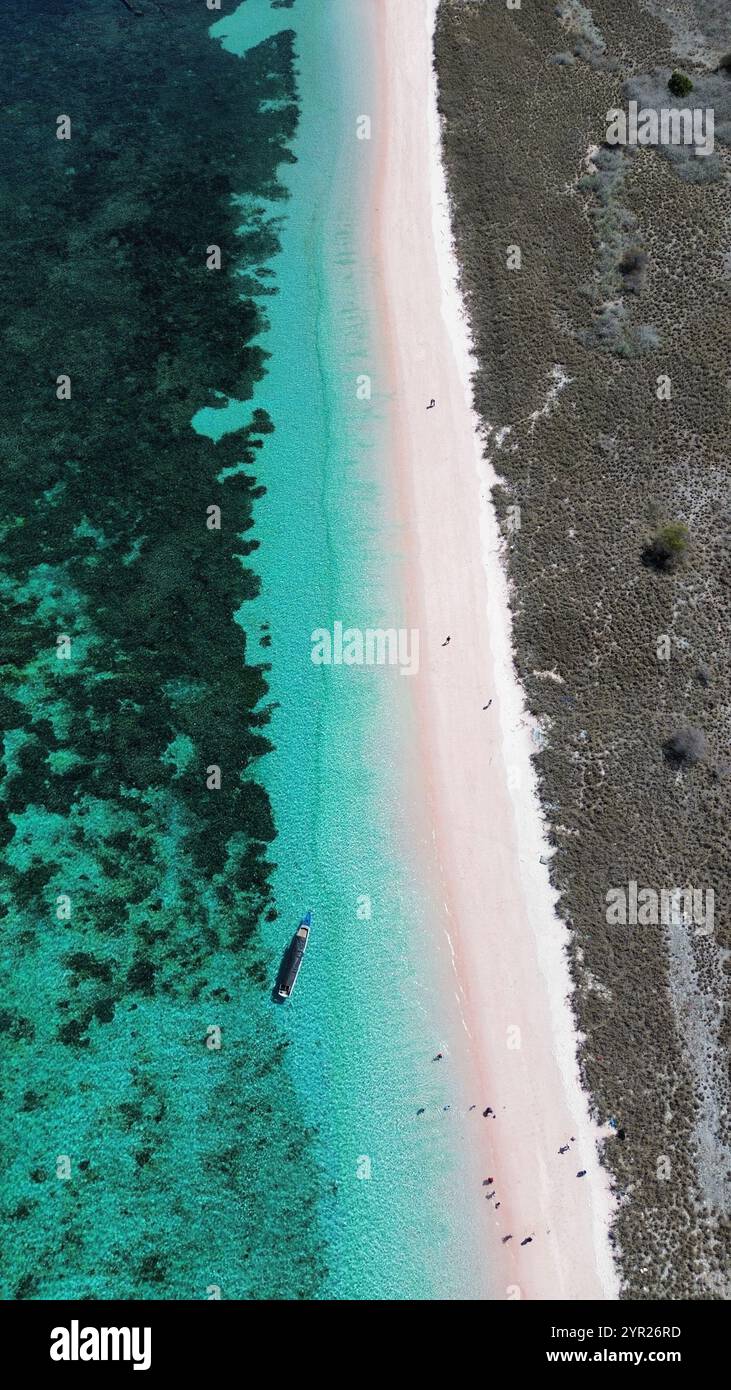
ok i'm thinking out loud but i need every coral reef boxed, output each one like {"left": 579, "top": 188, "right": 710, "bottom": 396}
{"left": 0, "top": 0, "right": 327, "bottom": 1298}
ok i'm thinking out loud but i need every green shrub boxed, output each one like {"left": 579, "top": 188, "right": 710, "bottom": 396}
{"left": 668, "top": 71, "right": 694, "bottom": 98}
{"left": 642, "top": 520, "right": 689, "bottom": 572}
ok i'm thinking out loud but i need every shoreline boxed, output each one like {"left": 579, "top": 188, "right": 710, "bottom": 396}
{"left": 374, "top": 0, "right": 619, "bottom": 1299}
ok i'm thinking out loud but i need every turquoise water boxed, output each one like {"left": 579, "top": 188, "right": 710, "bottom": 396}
{"left": 1, "top": 0, "right": 490, "bottom": 1302}
{"left": 200, "top": 0, "right": 491, "bottom": 1299}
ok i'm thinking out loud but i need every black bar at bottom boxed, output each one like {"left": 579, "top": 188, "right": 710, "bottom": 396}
{"left": 0, "top": 1297, "right": 723, "bottom": 1375}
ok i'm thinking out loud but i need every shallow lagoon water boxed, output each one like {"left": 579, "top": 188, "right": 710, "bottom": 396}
{"left": 200, "top": 0, "right": 491, "bottom": 1298}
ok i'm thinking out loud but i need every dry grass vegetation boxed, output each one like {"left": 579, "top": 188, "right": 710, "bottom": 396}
{"left": 435, "top": 0, "right": 730, "bottom": 1298}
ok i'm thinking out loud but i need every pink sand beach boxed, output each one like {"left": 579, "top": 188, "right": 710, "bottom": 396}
{"left": 372, "top": 0, "right": 619, "bottom": 1300}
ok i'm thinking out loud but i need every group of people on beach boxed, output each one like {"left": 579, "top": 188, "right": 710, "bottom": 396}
{"left": 423, "top": 1049, "right": 592, "bottom": 1252}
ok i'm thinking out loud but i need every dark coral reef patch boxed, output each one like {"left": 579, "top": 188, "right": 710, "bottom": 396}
{"left": 0, "top": 0, "right": 326, "bottom": 1298}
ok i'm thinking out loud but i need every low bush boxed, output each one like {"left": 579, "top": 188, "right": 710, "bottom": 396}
{"left": 642, "top": 520, "right": 689, "bottom": 572}
{"left": 668, "top": 71, "right": 694, "bottom": 98}
{"left": 664, "top": 727, "right": 707, "bottom": 767}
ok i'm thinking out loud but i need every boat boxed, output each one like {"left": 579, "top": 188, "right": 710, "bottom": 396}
{"left": 276, "top": 911, "right": 311, "bottom": 999}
